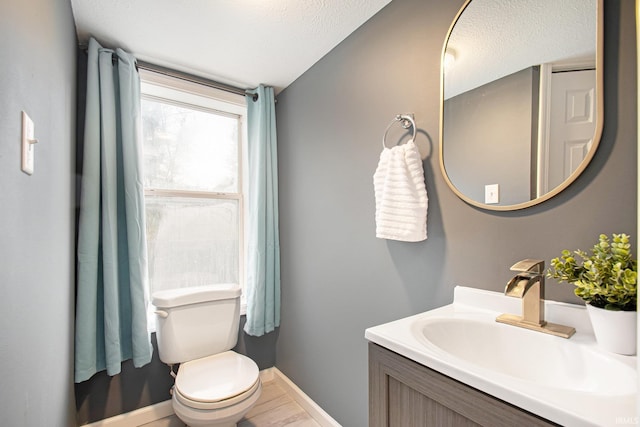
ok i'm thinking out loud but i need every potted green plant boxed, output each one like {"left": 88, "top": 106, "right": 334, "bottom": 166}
{"left": 547, "top": 233, "right": 637, "bottom": 355}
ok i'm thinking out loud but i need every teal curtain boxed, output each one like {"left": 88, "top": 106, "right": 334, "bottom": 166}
{"left": 244, "top": 85, "right": 281, "bottom": 337}
{"left": 75, "top": 38, "right": 152, "bottom": 382}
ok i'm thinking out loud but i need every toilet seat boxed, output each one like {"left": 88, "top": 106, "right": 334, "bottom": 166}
{"left": 174, "top": 351, "right": 260, "bottom": 410}
{"left": 174, "top": 378, "right": 261, "bottom": 410}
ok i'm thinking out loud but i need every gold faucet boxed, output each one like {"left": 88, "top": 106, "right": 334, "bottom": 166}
{"left": 496, "top": 259, "right": 576, "bottom": 339}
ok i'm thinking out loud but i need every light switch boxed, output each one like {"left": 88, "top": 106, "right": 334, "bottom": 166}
{"left": 485, "top": 184, "right": 499, "bottom": 204}
{"left": 21, "top": 111, "right": 37, "bottom": 175}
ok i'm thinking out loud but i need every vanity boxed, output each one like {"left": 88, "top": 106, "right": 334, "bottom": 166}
{"left": 368, "top": 344, "right": 555, "bottom": 427}
{"left": 365, "top": 287, "right": 638, "bottom": 427}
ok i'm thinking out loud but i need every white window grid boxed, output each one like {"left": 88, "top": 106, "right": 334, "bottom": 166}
{"left": 139, "top": 70, "right": 248, "bottom": 330}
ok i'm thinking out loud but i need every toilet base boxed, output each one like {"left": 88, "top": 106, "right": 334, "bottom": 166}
{"left": 172, "top": 379, "right": 262, "bottom": 427}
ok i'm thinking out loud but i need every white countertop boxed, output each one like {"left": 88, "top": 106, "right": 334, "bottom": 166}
{"left": 365, "top": 286, "right": 637, "bottom": 427}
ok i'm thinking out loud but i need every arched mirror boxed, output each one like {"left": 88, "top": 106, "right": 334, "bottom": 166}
{"left": 440, "top": 0, "right": 603, "bottom": 211}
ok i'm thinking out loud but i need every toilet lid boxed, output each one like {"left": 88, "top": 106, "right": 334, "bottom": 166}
{"left": 175, "top": 351, "right": 259, "bottom": 403}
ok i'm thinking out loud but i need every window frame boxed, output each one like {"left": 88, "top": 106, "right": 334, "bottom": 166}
{"left": 139, "top": 69, "right": 248, "bottom": 324}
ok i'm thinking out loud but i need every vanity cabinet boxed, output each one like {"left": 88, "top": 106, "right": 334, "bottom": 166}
{"left": 368, "top": 343, "right": 558, "bottom": 427}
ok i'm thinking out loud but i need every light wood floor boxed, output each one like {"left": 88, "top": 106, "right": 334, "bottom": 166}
{"left": 141, "top": 380, "right": 321, "bottom": 427}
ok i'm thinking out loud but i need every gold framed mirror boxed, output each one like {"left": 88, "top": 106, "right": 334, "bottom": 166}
{"left": 439, "top": 0, "right": 603, "bottom": 211}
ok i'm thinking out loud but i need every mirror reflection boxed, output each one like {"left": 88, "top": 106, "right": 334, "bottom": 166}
{"left": 440, "top": 0, "right": 602, "bottom": 210}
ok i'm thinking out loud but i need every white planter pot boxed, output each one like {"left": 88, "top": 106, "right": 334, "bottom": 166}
{"left": 586, "top": 304, "right": 637, "bottom": 355}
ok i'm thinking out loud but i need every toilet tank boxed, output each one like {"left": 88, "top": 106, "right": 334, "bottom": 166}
{"left": 152, "top": 284, "right": 241, "bottom": 364}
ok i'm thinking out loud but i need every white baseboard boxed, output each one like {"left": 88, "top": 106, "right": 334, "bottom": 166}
{"left": 81, "top": 367, "right": 341, "bottom": 427}
{"left": 268, "top": 367, "right": 342, "bottom": 427}
{"left": 259, "top": 367, "right": 275, "bottom": 383}
{"left": 81, "top": 399, "right": 174, "bottom": 427}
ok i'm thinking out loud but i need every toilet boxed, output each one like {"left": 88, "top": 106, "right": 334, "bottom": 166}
{"left": 153, "top": 284, "right": 261, "bottom": 427}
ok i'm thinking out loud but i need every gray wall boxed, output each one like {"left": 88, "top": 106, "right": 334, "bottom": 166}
{"left": 0, "top": 0, "right": 77, "bottom": 426}
{"left": 444, "top": 67, "right": 539, "bottom": 205}
{"left": 275, "top": 1, "right": 636, "bottom": 426}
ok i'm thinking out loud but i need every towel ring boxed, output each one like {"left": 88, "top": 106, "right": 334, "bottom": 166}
{"left": 382, "top": 114, "right": 416, "bottom": 149}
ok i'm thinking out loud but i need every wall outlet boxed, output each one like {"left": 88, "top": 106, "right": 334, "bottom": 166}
{"left": 485, "top": 184, "right": 499, "bottom": 204}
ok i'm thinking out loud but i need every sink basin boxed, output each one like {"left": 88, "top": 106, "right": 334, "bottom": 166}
{"left": 416, "top": 317, "right": 636, "bottom": 395}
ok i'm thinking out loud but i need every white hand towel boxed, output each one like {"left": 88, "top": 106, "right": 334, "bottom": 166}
{"left": 373, "top": 140, "right": 428, "bottom": 242}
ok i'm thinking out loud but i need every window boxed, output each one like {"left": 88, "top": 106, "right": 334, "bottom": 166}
{"left": 139, "top": 70, "right": 247, "bottom": 330}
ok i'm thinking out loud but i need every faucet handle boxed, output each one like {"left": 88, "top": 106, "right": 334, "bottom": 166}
{"left": 510, "top": 259, "right": 544, "bottom": 273}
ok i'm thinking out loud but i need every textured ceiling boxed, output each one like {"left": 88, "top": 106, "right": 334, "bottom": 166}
{"left": 444, "top": 0, "right": 596, "bottom": 99}
{"left": 70, "top": 0, "right": 392, "bottom": 93}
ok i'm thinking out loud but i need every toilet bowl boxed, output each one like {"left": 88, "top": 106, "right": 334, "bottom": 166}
{"left": 152, "top": 285, "right": 262, "bottom": 427}
{"left": 172, "top": 351, "right": 261, "bottom": 427}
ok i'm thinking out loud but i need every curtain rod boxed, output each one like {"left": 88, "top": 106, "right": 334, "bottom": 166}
{"left": 136, "top": 60, "right": 255, "bottom": 99}
{"left": 80, "top": 44, "right": 260, "bottom": 101}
